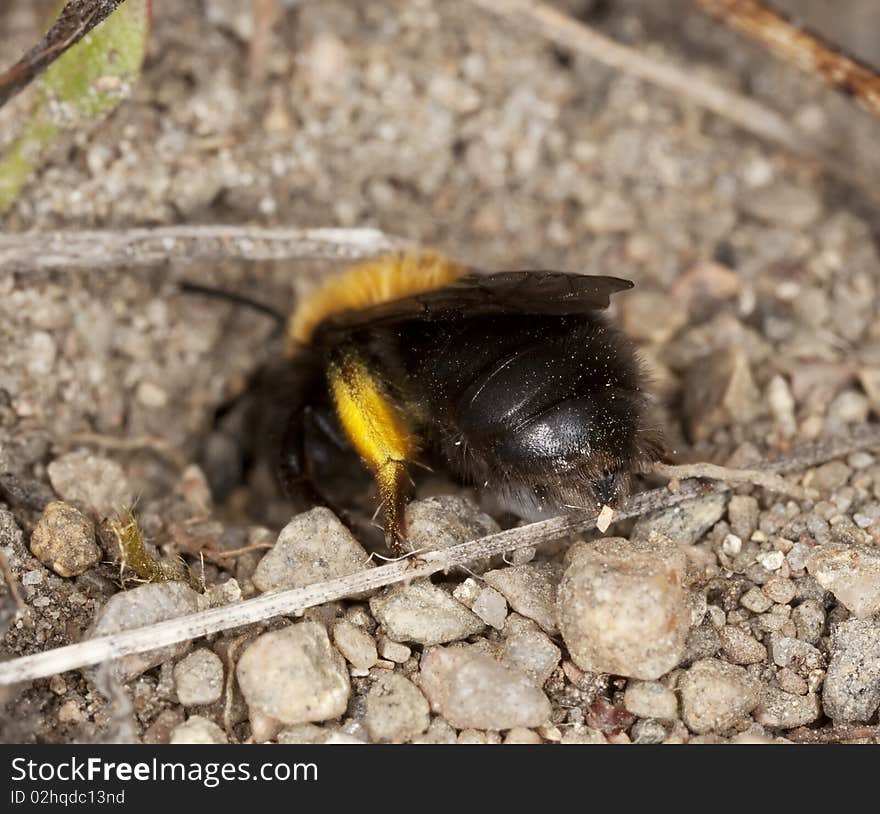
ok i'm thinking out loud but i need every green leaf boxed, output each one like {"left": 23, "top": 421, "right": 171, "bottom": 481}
{"left": 0, "top": 0, "right": 151, "bottom": 214}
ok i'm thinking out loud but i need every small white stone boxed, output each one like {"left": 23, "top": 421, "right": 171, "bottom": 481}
{"left": 471, "top": 587, "right": 508, "bottom": 630}
{"left": 173, "top": 648, "right": 224, "bottom": 706}
{"left": 170, "top": 716, "right": 227, "bottom": 744}
{"left": 756, "top": 550, "right": 785, "bottom": 571}
{"left": 377, "top": 637, "right": 411, "bottom": 664}
{"left": 722, "top": 533, "right": 742, "bottom": 557}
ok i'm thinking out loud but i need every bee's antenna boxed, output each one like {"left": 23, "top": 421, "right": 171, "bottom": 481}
{"left": 178, "top": 281, "right": 287, "bottom": 328}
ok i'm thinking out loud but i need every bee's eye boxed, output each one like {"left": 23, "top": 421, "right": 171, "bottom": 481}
{"left": 591, "top": 470, "right": 621, "bottom": 506}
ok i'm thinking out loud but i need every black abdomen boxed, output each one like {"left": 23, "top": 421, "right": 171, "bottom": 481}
{"left": 351, "top": 312, "right": 653, "bottom": 511}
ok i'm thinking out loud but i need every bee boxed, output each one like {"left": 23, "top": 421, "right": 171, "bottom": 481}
{"left": 226, "top": 251, "right": 664, "bottom": 555}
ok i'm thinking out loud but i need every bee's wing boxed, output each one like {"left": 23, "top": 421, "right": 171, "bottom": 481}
{"left": 320, "top": 271, "right": 634, "bottom": 333}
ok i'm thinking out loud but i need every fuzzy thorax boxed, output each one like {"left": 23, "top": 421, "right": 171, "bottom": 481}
{"left": 287, "top": 251, "right": 465, "bottom": 350}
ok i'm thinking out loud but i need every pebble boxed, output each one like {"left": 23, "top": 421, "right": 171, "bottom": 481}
{"left": 503, "top": 727, "right": 543, "bottom": 744}
{"left": 823, "top": 620, "right": 880, "bottom": 723}
{"left": 741, "top": 182, "right": 822, "bottom": 228}
{"left": 632, "top": 493, "right": 727, "bottom": 546}
{"left": 740, "top": 586, "right": 773, "bottom": 613}
{"left": 762, "top": 576, "right": 796, "bottom": 605}
{"left": 412, "top": 718, "right": 458, "bottom": 745}
{"left": 173, "top": 648, "right": 224, "bottom": 706}
{"left": 557, "top": 535, "right": 690, "bottom": 679}
{"left": 718, "top": 625, "right": 768, "bottom": 665}
{"left": 679, "top": 658, "right": 760, "bottom": 734}
{"left": 756, "top": 550, "right": 785, "bottom": 571}
{"left": 826, "top": 390, "right": 870, "bottom": 428}
{"left": 470, "top": 586, "right": 508, "bottom": 630}
{"left": 681, "top": 346, "right": 762, "bottom": 442}
{"left": 364, "top": 672, "right": 430, "bottom": 743}
{"left": 419, "top": 646, "right": 551, "bottom": 730}
{"left": 807, "top": 543, "right": 880, "bottom": 618}
{"left": 859, "top": 367, "right": 880, "bottom": 412}
{"left": 236, "top": 622, "right": 351, "bottom": 726}
{"left": 405, "top": 496, "right": 499, "bottom": 571}
{"left": 728, "top": 495, "right": 759, "bottom": 541}
{"left": 29, "top": 501, "right": 100, "bottom": 577}
{"left": 331, "top": 619, "right": 378, "bottom": 670}
{"left": 754, "top": 688, "right": 820, "bottom": 729}
{"left": 722, "top": 533, "right": 742, "bottom": 557}
{"left": 47, "top": 451, "right": 133, "bottom": 516}
{"left": 809, "top": 461, "right": 851, "bottom": 492}
{"left": 252, "top": 507, "right": 372, "bottom": 593}
{"left": 169, "top": 715, "right": 228, "bottom": 744}
{"left": 86, "top": 582, "right": 201, "bottom": 680}
{"left": 623, "top": 680, "right": 679, "bottom": 721}
{"left": 481, "top": 562, "right": 562, "bottom": 635}
{"left": 560, "top": 725, "right": 607, "bottom": 744}
{"left": 500, "top": 614, "right": 561, "bottom": 687}
{"left": 631, "top": 718, "right": 669, "bottom": 744}
{"left": 369, "top": 580, "right": 484, "bottom": 646}
{"left": 767, "top": 374, "right": 796, "bottom": 436}
{"left": 769, "top": 637, "right": 824, "bottom": 676}
{"left": 618, "top": 288, "right": 687, "bottom": 344}
{"left": 776, "top": 667, "right": 808, "bottom": 696}
{"left": 377, "top": 637, "right": 412, "bottom": 664}
{"left": 276, "top": 724, "right": 328, "bottom": 744}
{"left": 792, "top": 599, "right": 825, "bottom": 644}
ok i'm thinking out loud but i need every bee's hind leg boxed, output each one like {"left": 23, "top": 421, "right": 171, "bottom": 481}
{"left": 328, "top": 351, "right": 421, "bottom": 559}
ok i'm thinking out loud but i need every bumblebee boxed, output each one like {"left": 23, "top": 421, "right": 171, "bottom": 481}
{"left": 235, "top": 251, "right": 663, "bottom": 555}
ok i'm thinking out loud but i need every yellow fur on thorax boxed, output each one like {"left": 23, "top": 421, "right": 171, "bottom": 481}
{"left": 287, "top": 251, "right": 465, "bottom": 349}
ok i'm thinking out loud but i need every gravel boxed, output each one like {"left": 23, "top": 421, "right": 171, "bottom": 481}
{"left": 728, "top": 495, "right": 759, "bottom": 542}
{"left": 679, "top": 658, "right": 761, "bottom": 734}
{"left": 807, "top": 543, "right": 880, "bottom": 618}
{"left": 86, "top": 582, "right": 201, "bottom": 681}
{"left": 718, "top": 626, "right": 768, "bottom": 666}
{"left": 500, "top": 614, "right": 561, "bottom": 687}
{"left": 173, "top": 648, "right": 224, "bottom": 706}
{"left": 419, "top": 646, "right": 551, "bottom": 731}
{"left": 370, "top": 580, "right": 484, "bottom": 646}
{"left": 252, "top": 507, "right": 372, "bottom": 593}
{"left": 482, "top": 562, "right": 562, "bottom": 635}
{"left": 364, "top": 672, "right": 430, "bottom": 743}
{"left": 29, "top": 501, "right": 100, "bottom": 577}
{"left": 470, "top": 586, "right": 508, "bottom": 630}
{"left": 623, "top": 680, "right": 679, "bottom": 721}
{"left": 47, "top": 452, "right": 133, "bottom": 517}
{"left": 754, "top": 687, "right": 821, "bottom": 729}
{"left": 405, "top": 495, "right": 500, "bottom": 570}
{"left": 236, "top": 622, "right": 351, "bottom": 728}
{"left": 632, "top": 494, "right": 728, "bottom": 546}
{"left": 822, "top": 620, "right": 880, "bottom": 723}
{"left": 681, "top": 347, "right": 762, "bottom": 442}
{"left": 557, "top": 536, "right": 690, "bottom": 679}
{"left": 169, "top": 715, "right": 228, "bottom": 744}
{"left": 331, "top": 618, "right": 378, "bottom": 670}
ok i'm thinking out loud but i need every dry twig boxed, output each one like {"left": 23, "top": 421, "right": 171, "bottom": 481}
{"left": 0, "top": 426, "right": 877, "bottom": 686}
{"left": 0, "top": 0, "right": 129, "bottom": 109}
{"left": 0, "top": 226, "right": 413, "bottom": 275}
{"left": 653, "top": 461, "right": 809, "bottom": 499}
{"left": 469, "top": 0, "right": 880, "bottom": 201}
{"left": 695, "top": 0, "right": 880, "bottom": 119}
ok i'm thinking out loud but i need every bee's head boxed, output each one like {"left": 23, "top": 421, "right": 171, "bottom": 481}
{"left": 590, "top": 467, "right": 626, "bottom": 507}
